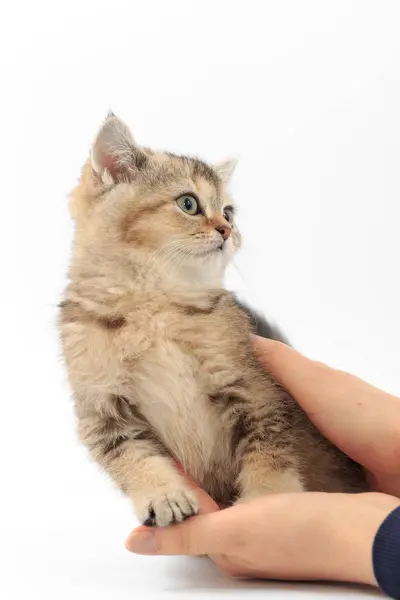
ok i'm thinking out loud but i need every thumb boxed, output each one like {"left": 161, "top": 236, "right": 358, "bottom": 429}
{"left": 125, "top": 511, "right": 230, "bottom": 556}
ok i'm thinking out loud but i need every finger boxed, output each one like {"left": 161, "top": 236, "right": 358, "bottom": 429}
{"left": 253, "top": 337, "right": 400, "bottom": 476}
{"left": 367, "top": 471, "right": 400, "bottom": 498}
{"left": 126, "top": 510, "right": 231, "bottom": 556}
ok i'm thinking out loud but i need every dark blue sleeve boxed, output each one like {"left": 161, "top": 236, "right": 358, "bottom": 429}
{"left": 373, "top": 505, "right": 400, "bottom": 599}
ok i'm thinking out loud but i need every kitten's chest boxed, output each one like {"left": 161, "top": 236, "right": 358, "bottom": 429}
{"left": 135, "top": 341, "right": 230, "bottom": 482}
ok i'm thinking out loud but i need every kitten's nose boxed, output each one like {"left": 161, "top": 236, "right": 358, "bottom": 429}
{"left": 215, "top": 225, "right": 231, "bottom": 241}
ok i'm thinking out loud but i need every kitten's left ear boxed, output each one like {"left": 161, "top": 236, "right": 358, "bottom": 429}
{"left": 214, "top": 156, "right": 238, "bottom": 184}
{"left": 91, "top": 114, "right": 147, "bottom": 183}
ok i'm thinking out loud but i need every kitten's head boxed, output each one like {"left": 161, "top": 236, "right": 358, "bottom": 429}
{"left": 71, "top": 115, "right": 240, "bottom": 286}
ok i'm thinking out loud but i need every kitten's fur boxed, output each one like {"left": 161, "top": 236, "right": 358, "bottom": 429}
{"left": 59, "top": 115, "right": 366, "bottom": 526}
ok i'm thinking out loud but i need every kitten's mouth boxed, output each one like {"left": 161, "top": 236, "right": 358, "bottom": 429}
{"left": 204, "top": 244, "right": 224, "bottom": 255}
{"left": 190, "top": 240, "right": 225, "bottom": 257}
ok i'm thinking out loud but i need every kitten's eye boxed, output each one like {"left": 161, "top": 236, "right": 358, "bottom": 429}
{"left": 176, "top": 194, "right": 200, "bottom": 215}
{"left": 223, "top": 207, "right": 234, "bottom": 224}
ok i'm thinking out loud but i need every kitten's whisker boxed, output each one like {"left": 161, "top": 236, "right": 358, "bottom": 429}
{"left": 231, "top": 260, "right": 248, "bottom": 285}
{"left": 134, "top": 238, "right": 188, "bottom": 281}
{"left": 152, "top": 246, "right": 185, "bottom": 275}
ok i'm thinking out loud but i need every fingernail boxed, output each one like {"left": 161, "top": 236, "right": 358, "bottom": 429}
{"left": 125, "top": 531, "right": 158, "bottom": 554}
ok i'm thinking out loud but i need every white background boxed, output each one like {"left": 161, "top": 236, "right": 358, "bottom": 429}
{"left": 1, "top": 1, "right": 399, "bottom": 598}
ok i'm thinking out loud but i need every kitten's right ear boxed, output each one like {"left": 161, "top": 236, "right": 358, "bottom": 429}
{"left": 90, "top": 114, "right": 147, "bottom": 184}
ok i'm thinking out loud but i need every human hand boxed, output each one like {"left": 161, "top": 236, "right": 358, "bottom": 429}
{"left": 126, "top": 483, "right": 399, "bottom": 585}
{"left": 251, "top": 338, "right": 400, "bottom": 496}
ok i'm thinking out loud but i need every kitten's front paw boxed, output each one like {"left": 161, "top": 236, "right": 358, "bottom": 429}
{"left": 137, "top": 487, "right": 199, "bottom": 527}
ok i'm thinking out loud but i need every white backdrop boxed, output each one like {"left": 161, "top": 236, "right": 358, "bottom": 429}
{"left": 1, "top": 1, "right": 399, "bottom": 598}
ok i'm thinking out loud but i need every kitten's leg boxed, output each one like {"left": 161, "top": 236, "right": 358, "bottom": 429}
{"left": 234, "top": 400, "right": 304, "bottom": 500}
{"left": 78, "top": 396, "right": 198, "bottom": 527}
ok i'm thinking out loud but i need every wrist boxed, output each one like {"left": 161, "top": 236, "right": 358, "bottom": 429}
{"left": 318, "top": 493, "right": 400, "bottom": 586}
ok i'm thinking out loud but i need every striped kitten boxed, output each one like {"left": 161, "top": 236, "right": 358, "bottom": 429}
{"left": 59, "top": 115, "right": 366, "bottom": 526}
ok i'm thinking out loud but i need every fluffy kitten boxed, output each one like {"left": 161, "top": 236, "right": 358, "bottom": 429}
{"left": 59, "top": 115, "right": 366, "bottom": 526}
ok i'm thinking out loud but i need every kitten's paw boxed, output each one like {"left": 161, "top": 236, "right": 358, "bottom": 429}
{"left": 137, "top": 487, "right": 199, "bottom": 527}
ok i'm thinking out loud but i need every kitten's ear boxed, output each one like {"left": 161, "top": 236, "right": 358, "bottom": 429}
{"left": 91, "top": 114, "right": 147, "bottom": 183}
{"left": 214, "top": 156, "right": 238, "bottom": 184}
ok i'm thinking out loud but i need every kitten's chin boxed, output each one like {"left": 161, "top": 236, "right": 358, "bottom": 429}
{"left": 195, "top": 252, "right": 232, "bottom": 286}
{"left": 165, "top": 249, "right": 230, "bottom": 289}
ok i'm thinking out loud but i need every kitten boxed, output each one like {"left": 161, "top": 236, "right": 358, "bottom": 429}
{"left": 59, "top": 115, "right": 366, "bottom": 526}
